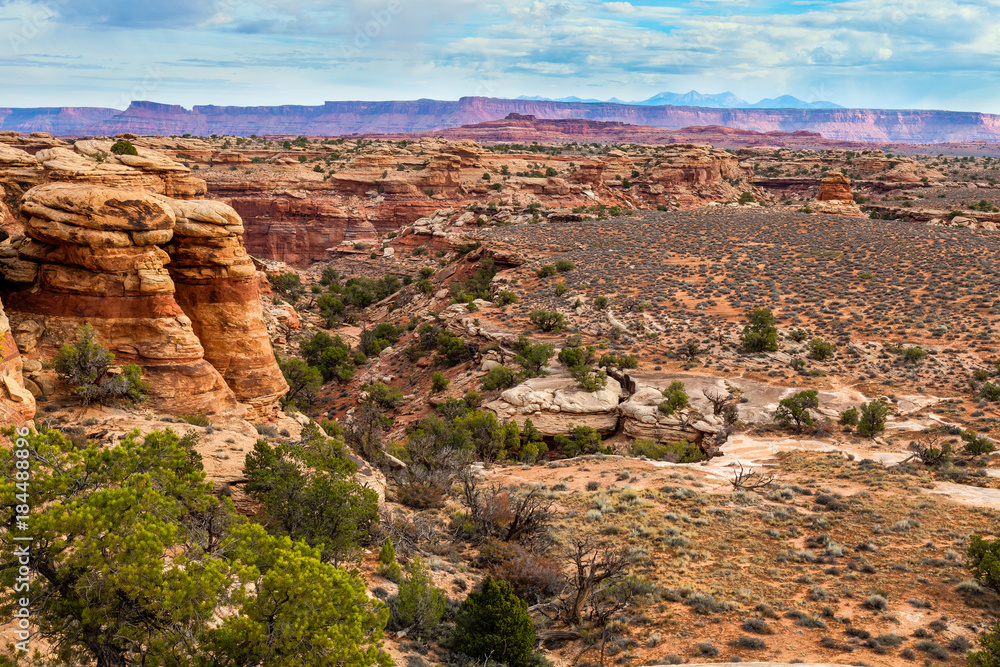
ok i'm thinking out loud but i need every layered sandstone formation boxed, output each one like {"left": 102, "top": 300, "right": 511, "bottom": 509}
{"left": 812, "top": 172, "right": 864, "bottom": 218}
{"left": 0, "top": 183, "right": 242, "bottom": 415}
{"left": 816, "top": 172, "right": 852, "bottom": 201}
{"left": 40, "top": 140, "right": 206, "bottom": 198}
{"left": 0, "top": 144, "right": 42, "bottom": 199}
{"left": 644, "top": 144, "right": 754, "bottom": 205}
{"left": 157, "top": 196, "right": 287, "bottom": 420}
{"left": 0, "top": 295, "right": 35, "bottom": 425}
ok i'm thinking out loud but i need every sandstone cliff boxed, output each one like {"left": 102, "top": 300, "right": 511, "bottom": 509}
{"left": 158, "top": 195, "right": 288, "bottom": 420}
{"left": 5, "top": 98, "right": 1000, "bottom": 143}
{"left": 0, "top": 182, "right": 286, "bottom": 420}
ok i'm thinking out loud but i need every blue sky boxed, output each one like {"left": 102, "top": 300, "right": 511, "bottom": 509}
{"left": 0, "top": 0, "right": 998, "bottom": 111}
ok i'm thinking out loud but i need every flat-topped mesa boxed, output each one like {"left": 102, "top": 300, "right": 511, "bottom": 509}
{"left": 0, "top": 183, "right": 242, "bottom": 415}
{"left": 157, "top": 195, "right": 288, "bottom": 421}
{"left": 36, "top": 140, "right": 207, "bottom": 199}
{"left": 0, "top": 295, "right": 35, "bottom": 426}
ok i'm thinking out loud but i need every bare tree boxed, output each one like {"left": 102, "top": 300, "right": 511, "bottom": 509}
{"left": 460, "top": 471, "right": 552, "bottom": 546}
{"left": 703, "top": 388, "right": 731, "bottom": 416}
{"left": 730, "top": 463, "right": 775, "bottom": 491}
{"left": 564, "top": 538, "right": 638, "bottom": 624}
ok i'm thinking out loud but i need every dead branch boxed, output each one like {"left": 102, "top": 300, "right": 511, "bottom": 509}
{"left": 730, "top": 462, "right": 776, "bottom": 491}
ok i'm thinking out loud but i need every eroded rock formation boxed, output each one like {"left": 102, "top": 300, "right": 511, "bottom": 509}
{"left": 38, "top": 140, "right": 206, "bottom": 199}
{"left": 0, "top": 295, "right": 35, "bottom": 425}
{"left": 157, "top": 196, "right": 287, "bottom": 420}
{"left": 0, "top": 183, "right": 242, "bottom": 415}
{"left": 813, "top": 172, "right": 865, "bottom": 218}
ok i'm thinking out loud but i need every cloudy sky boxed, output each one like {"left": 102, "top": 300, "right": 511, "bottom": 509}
{"left": 0, "top": 0, "right": 998, "bottom": 111}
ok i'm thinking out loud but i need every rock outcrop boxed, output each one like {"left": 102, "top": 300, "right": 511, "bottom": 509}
{"left": 486, "top": 372, "right": 624, "bottom": 435}
{"left": 812, "top": 172, "right": 865, "bottom": 217}
{"left": 0, "top": 183, "right": 242, "bottom": 415}
{"left": 36, "top": 141, "right": 206, "bottom": 199}
{"left": 0, "top": 295, "right": 35, "bottom": 425}
{"left": 816, "top": 172, "right": 852, "bottom": 201}
{"left": 157, "top": 195, "right": 287, "bottom": 420}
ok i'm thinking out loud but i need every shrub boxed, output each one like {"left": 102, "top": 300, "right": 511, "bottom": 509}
{"left": 599, "top": 353, "right": 638, "bottom": 369}
{"left": 913, "top": 640, "right": 949, "bottom": 661}
{"left": 857, "top": 400, "right": 890, "bottom": 438}
{"left": 109, "top": 139, "right": 138, "bottom": 155}
{"left": 838, "top": 407, "right": 860, "bottom": 426}
{"left": 489, "top": 550, "right": 563, "bottom": 604}
{"left": 807, "top": 337, "right": 835, "bottom": 361}
{"left": 554, "top": 425, "right": 605, "bottom": 458}
{"left": 969, "top": 624, "right": 1000, "bottom": 667}
{"left": 630, "top": 438, "right": 705, "bottom": 463}
{"left": 243, "top": 439, "right": 378, "bottom": 564}
{"left": 554, "top": 283, "right": 569, "bottom": 297}
{"left": 742, "top": 618, "right": 774, "bottom": 635}
{"left": 389, "top": 557, "right": 446, "bottom": 638}
{"left": 494, "top": 290, "right": 518, "bottom": 306}
{"left": 377, "top": 538, "right": 402, "bottom": 582}
{"left": 431, "top": 372, "right": 450, "bottom": 393}
{"left": 962, "top": 430, "right": 995, "bottom": 456}
{"left": 789, "top": 328, "right": 808, "bottom": 342}
{"left": 365, "top": 382, "right": 403, "bottom": 409}
{"left": 453, "top": 577, "right": 535, "bottom": 667}
{"left": 536, "top": 264, "right": 557, "bottom": 279}
{"left": 513, "top": 337, "right": 555, "bottom": 377}
{"left": 555, "top": 258, "right": 576, "bottom": 273}
{"left": 529, "top": 309, "right": 566, "bottom": 332}
{"left": 693, "top": 642, "right": 719, "bottom": 658}
{"left": 481, "top": 365, "right": 519, "bottom": 391}
{"left": 968, "top": 535, "right": 1000, "bottom": 593}
{"left": 54, "top": 324, "right": 149, "bottom": 405}
{"left": 902, "top": 346, "right": 928, "bottom": 364}
{"left": 593, "top": 296, "right": 609, "bottom": 309}
{"left": 658, "top": 381, "right": 689, "bottom": 415}
{"left": 982, "top": 382, "right": 1000, "bottom": 402}
{"left": 862, "top": 594, "right": 888, "bottom": 611}
{"left": 729, "top": 636, "right": 766, "bottom": 650}
{"left": 741, "top": 307, "right": 779, "bottom": 353}
{"left": 775, "top": 390, "right": 819, "bottom": 433}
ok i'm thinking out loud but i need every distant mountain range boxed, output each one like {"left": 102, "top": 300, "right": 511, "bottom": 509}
{"left": 516, "top": 90, "right": 843, "bottom": 109}
{"left": 2, "top": 97, "right": 998, "bottom": 143}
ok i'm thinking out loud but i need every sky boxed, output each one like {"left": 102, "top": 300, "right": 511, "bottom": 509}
{"left": 0, "top": 0, "right": 999, "bottom": 111}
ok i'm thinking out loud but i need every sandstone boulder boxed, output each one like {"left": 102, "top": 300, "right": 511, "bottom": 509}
{"left": 485, "top": 372, "right": 624, "bottom": 435}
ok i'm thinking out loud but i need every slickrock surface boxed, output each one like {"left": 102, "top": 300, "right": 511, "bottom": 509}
{"left": 36, "top": 141, "right": 206, "bottom": 199}
{"left": 0, "top": 295, "right": 35, "bottom": 425}
{"left": 158, "top": 195, "right": 288, "bottom": 420}
{"left": 0, "top": 183, "right": 242, "bottom": 415}
{"left": 486, "top": 371, "right": 625, "bottom": 435}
